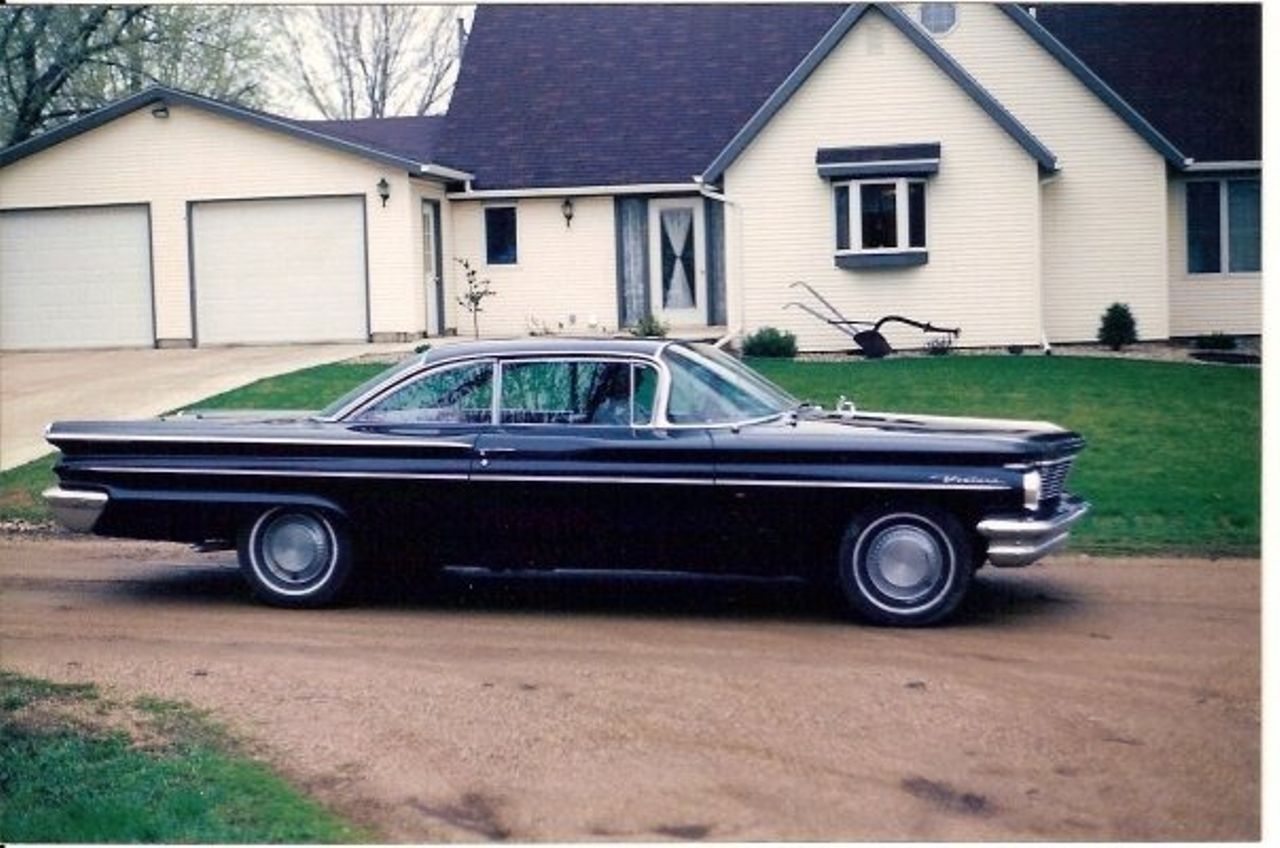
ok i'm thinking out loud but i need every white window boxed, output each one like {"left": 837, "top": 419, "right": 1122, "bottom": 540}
{"left": 1186, "top": 178, "right": 1260, "bottom": 274}
{"left": 834, "top": 178, "right": 927, "bottom": 255}
{"left": 920, "top": 3, "right": 957, "bottom": 35}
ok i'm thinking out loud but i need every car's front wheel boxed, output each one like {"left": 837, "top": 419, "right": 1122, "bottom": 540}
{"left": 837, "top": 504, "right": 972, "bottom": 626}
{"left": 238, "top": 507, "right": 354, "bottom": 607}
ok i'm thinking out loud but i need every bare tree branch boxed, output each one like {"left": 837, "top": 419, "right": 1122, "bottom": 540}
{"left": 268, "top": 5, "right": 465, "bottom": 120}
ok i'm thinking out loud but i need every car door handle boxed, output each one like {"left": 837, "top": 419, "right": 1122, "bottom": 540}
{"left": 476, "top": 446, "right": 516, "bottom": 467}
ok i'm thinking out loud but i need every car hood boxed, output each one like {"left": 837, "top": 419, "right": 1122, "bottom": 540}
{"left": 732, "top": 408, "right": 1086, "bottom": 463}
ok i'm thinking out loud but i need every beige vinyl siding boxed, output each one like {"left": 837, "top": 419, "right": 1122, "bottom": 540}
{"left": 724, "top": 8, "right": 1043, "bottom": 352}
{"left": 449, "top": 197, "right": 619, "bottom": 337}
{"left": 937, "top": 4, "right": 1170, "bottom": 342}
{"left": 0, "top": 103, "right": 428, "bottom": 344}
{"left": 1166, "top": 178, "right": 1262, "bottom": 336}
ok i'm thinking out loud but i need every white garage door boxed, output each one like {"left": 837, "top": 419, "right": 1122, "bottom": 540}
{"left": 192, "top": 196, "right": 367, "bottom": 345}
{"left": 0, "top": 205, "right": 153, "bottom": 350}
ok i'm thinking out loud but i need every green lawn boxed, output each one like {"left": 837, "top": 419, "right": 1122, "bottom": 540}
{"left": 1, "top": 355, "right": 1259, "bottom": 556}
{"left": 0, "top": 670, "right": 364, "bottom": 843}
{"left": 750, "top": 356, "right": 1260, "bottom": 555}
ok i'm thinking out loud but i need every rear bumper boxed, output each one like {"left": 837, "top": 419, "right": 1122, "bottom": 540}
{"left": 42, "top": 486, "right": 108, "bottom": 533}
{"left": 977, "top": 496, "right": 1090, "bottom": 568}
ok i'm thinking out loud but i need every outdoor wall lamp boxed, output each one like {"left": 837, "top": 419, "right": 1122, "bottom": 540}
{"left": 150, "top": 104, "right": 169, "bottom": 119}
{"left": 376, "top": 177, "right": 391, "bottom": 207}
{"left": 561, "top": 197, "right": 574, "bottom": 228}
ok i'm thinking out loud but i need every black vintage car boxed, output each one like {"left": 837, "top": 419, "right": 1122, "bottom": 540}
{"left": 44, "top": 339, "right": 1088, "bottom": 625}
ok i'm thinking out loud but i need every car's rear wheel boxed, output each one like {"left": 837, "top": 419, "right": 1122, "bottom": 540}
{"left": 837, "top": 504, "right": 972, "bottom": 626}
{"left": 238, "top": 507, "right": 353, "bottom": 607}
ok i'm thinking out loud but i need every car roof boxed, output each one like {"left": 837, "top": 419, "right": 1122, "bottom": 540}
{"left": 418, "top": 336, "right": 681, "bottom": 364}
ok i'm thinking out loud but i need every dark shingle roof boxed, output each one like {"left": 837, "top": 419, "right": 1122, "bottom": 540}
{"left": 294, "top": 115, "right": 447, "bottom": 166}
{"left": 1034, "top": 3, "right": 1260, "bottom": 163}
{"left": 437, "top": 3, "right": 846, "bottom": 189}
{"left": 438, "top": 3, "right": 1260, "bottom": 188}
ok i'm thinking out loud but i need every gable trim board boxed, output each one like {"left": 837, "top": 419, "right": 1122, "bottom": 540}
{"left": 995, "top": 4, "right": 1190, "bottom": 168}
{"left": 448, "top": 183, "right": 703, "bottom": 199}
{"left": 0, "top": 85, "right": 472, "bottom": 182}
{"left": 702, "top": 3, "right": 1058, "bottom": 184}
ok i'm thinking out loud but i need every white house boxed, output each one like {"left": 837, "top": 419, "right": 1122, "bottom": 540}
{"left": 0, "top": 3, "right": 1261, "bottom": 352}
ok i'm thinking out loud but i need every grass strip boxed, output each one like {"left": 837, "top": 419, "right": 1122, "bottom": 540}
{"left": 0, "top": 669, "right": 365, "bottom": 843}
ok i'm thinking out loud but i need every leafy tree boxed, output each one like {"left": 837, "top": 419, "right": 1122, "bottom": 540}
{"left": 269, "top": 5, "right": 465, "bottom": 119}
{"left": 1, "top": 5, "right": 266, "bottom": 146}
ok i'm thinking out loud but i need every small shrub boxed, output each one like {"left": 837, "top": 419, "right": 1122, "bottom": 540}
{"left": 1097, "top": 302, "right": 1138, "bottom": 351}
{"left": 1006, "top": 344, "right": 1024, "bottom": 356}
{"left": 413, "top": 342, "right": 431, "bottom": 354}
{"left": 629, "top": 313, "right": 669, "bottom": 338}
{"left": 1194, "top": 332, "right": 1237, "bottom": 351}
{"left": 742, "top": 326, "right": 798, "bottom": 358}
{"left": 925, "top": 336, "right": 953, "bottom": 356}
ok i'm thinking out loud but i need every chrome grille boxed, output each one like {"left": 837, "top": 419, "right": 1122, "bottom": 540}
{"left": 1038, "top": 457, "right": 1074, "bottom": 501}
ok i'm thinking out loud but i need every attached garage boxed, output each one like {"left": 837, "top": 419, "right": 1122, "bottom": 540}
{"left": 0, "top": 205, "right": 154, "bottom": 350}
{"left": 190, "top": 196, "right": 368, "bottom": 345}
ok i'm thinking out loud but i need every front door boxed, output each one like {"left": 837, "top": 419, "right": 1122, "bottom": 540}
{"left": 422, "top": 200, "right": 444, "bottom": 335}
{"left": 649, "top": 198, "right": 706, "bottom": 327}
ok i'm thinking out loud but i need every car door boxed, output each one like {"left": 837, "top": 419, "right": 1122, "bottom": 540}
{"left": 342, "top": 357, "right": 496, "bottom": 562}
{"left": 471, "top": 357, "right": 716, "bottom": 570}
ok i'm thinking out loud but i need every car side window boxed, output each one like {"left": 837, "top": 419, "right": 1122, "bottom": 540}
{"left": 500, "top": 360, "right": 650, "bottom": 426}
{"left": 632, "top": 363, "right": 657, "bottom": 426}
{"left": 353, "top": 361, "right": 494, "bottom": 423}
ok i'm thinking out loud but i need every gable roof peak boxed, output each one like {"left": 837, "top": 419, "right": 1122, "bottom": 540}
{"left": 701, "top": 2, "right": 1058, "bottom": 183}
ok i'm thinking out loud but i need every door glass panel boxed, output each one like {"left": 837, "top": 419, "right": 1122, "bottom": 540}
{"left": 501, "top": 360, "right": 637, "bottom": 425}
{"left": 660, "top": 208, "right": 696, "bottom": 308}
{"left": 354, "top": 361, "right": 493, "bottom": 423}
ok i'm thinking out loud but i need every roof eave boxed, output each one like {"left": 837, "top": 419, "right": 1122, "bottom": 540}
{"left": 996, "top": 4, "right": 1191, "bottom": 169}
{"left": 0, "top": 85, "right": 431, "bottom": 173}
{"left": 701, "top": 2, "right": 1058, "bottom": 184}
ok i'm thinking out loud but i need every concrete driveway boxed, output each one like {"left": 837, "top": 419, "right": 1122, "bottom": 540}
{"left": 0, "top": 343, "right": 416, "bottom": 470}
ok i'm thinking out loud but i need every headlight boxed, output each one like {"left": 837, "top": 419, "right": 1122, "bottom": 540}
{"left": 1023, "top": 469, "right": 1042, "bottom": 511}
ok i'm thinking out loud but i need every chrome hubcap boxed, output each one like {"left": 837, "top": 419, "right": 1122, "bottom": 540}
{"left": 865, "top": 525, "right": 944, "bottom": 603}
{"left": 260, "top": 512, "right": 332, "bottom": 586}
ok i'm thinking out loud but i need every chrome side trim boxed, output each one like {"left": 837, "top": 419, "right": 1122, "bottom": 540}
{"left": 77, "top": 466, "right": 469, "bottom": 481}
{"left": 475, "top": 474, "right": 714, "bottom": 486}
{"left": 42, "top": 486, "right": 108, "bottom": 533}
{"left": 47, "top": 433, "right": 474, "bottom": 449}
{"left": 721, "top": 478, "right": 1010, "bottom": 491}
{"left": 72, "top": 465, "right": 1010, "bottom": 491}
{"left": 977, "top": 497, "right": 1090, "bottom": 567}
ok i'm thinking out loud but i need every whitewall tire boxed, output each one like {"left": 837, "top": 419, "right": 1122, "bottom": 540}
{"left": 837, "top": 504, "right": 972, "bottom": 626}
{"left": 238, "top": 507, "right": 354, "bottom": 608}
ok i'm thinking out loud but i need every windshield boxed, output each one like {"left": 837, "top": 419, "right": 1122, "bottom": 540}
{"left": 317, "top": 355, "right": 424, "bottom": 419}
{"left": 662, "top": 343, "right": 798, "bottom": 424}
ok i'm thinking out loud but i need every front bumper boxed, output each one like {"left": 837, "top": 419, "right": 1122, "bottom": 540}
{"left": 42, "top": 486, "right": 108, "bottom": 533}
{"left": 977, "top": 496, "right": 1090, "bottom": 568}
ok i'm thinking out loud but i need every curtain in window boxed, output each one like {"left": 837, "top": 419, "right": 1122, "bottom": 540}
{"left": 661, "top": 208, "right": 695, "bottom": 309}
{"left": 1228, "top": 180, "right": 1261, "bottom": 273}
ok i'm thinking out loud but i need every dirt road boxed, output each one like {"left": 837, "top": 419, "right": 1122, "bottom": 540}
{"left": 0, "top": 535, "right": 1259, "bottom": 841}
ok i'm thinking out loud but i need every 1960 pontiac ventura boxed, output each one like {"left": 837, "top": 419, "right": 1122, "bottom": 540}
{"left": 44, "top": 339, "right": 1088, "bottom": 625}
